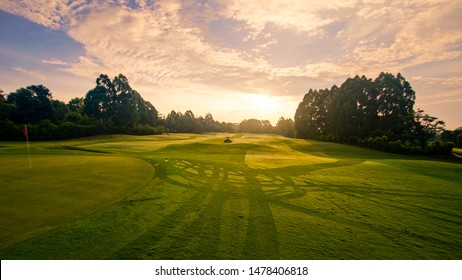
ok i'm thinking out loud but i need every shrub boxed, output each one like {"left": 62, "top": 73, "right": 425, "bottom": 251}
{"left": 0, "top": 119, "right": 21, "bottom": 140}
{"left": 457, "top": 133, "right": 462, "bottom": 148}
{"left": 388, "top": 139, "right": 421, "bottom": 154}
{"left": 425, "top": 140, "right": 454, "bottom": 156}
{"left": 371, "top": 135, "right": 388, "bottom": 150}
{"left": 31, "top": 120, "right": 58, "bottom": 140}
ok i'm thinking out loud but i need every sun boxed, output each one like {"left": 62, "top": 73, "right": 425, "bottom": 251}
{"left": 224, "top": 92, "right": 296, "bottom": 124}
{"left": 251, "top": 94, "right": 277, "bottom": 113}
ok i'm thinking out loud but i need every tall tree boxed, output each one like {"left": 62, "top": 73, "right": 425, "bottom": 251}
{"left": 51, "top": 100, "right": 69, "bottom": 123}
{"left": 331, "top": 76, "right": 377, "bottom": 140}
{"left": 294, "top": 87, "right": 334, "bottom": 139}
{"left": 295, "top": 73, "right": 417, "bottom": 143}
{"left": 83, "top": 74, "right": 158, "bottom": 127}
{"left": 67, "top": 97, "right": 84, "bottom": 113}
{"left": 139, "top": 100, "right": 158, "bottom": 126}
{"left": 374, "top": 72, "right": 415, "bottom": 139}
{"left": 295, "top": 89, "right": 323, "bottom": 138}
{"left": 413, "top": 108, "right": 445, "bottom": 148}
{"left": 6, "top": 85, "right": 54, "bottom": 124}
{"left": 165, "top": 110, "right": 182, "bottom": 132}
{"left": 203, "top": 113, "right": 220, "bottom": 132}
{"left": 239, "top": 119, "right": 273, "bottom": 134}
{"left": 276, "top": 117, "right": 295, "bottom": 138}
{"left": 0, "top": 89, "right": 13, "bottom": 121}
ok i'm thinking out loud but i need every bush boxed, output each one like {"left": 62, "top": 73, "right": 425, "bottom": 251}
{"left": 30, "top": 120, "right": 58, "bottom": 140}
{"left": 425, "top": 140, "right": 454, "bottom": 156}
{"left": 127, "top": 125, "right": 165, "bottom": 135}
{"left": 0, "top": 119, "right": 21, "bottom": 140}
{"left": 388, "top": 139, "right": 421, "bottom": 154}
{"left": 446, "top": 142, "right": 455, "bottom": 154}
{"left": 347, "top": 136, "right": 359, "bottom": 145}
{"left": 457, "top": 133, "right": 462, "bottom": 148}
{"left": 56, "top": 122, "right": 99, "bottom": 139}
{"left": 366, "top": 135, "right": 388, "bottom": 150}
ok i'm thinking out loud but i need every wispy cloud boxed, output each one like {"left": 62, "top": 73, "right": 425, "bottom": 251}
{"left": 14, "top": 66, "right": 46, "bottom": 80}
{"left": 41, "top": 59, "right": 69, "bottom": 65}
{"left": 1, "top": 0, "right": 461, "bottom": 127}
{"left": 62, "top": 2, "right": 271, "bottom": 93}
{"left": 3, "top": 1, "right": 460, "bottom": 87}
{"left": 0, "top": 0, "right": 94, "bottom": 30}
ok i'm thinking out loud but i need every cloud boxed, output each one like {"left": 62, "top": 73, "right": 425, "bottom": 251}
{"left": 0, "top": 1, "right": 363, "bottom": 92}
{"left": 0, "top": 0, "right": 94, "bottom": 30}
{"left": 41, "top": 59, "right": 69, "bottom": 65}
{"left": 1, "top": 0, "right": 461, "bottom": 127}
{"left": 219, "top": 0, "right": 357, "bottom": 37}
{"left": 344, "top": 1, "right": 462, "bottom": 74}
{"left": 61, "top": 2, "right": 273, "bottom": 94}
{"left": 13, "top": 67, "right": 45, "bottom": 80}
{"left": 3, "top": 1, "right": 461, "bottom": 87}
{"left": 411, "top": 76, "right": 462, "bottom": 105}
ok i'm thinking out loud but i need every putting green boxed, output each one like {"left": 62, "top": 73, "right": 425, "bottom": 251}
{"left": 0, "top": 155, "right": 153, "bottom": 249}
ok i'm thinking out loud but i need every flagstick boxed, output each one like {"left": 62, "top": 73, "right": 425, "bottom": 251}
{"left": 26, "top": 134, "right": 32, "bottom": 169}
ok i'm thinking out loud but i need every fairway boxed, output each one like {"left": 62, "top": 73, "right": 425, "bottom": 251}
{"left": 0, "top": 134, "right": 461, "bottom": 259}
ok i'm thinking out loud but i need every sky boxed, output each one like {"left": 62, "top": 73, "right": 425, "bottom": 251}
{"left": 0, "top": 0, "right": 461, "bottom": 129}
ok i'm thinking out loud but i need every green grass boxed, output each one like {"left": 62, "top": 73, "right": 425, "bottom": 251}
{"left": 0, "top": 133, "right": 461, "bottom": 259}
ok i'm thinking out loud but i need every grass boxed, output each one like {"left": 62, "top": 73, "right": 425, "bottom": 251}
{"left": 0, "top": 133, "right": 461, "bottom": 259}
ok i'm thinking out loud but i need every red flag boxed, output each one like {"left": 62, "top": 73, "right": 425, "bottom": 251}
{"left": 23, "top": 124, "right": 28, "bottom": 138}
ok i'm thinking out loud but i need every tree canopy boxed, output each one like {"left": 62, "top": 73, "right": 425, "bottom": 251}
{"left": 0, "top": 73, "right": 236, "bottom": 140}
{"left": 295, "top": 73, "right": 417, "bottom": 141}
{"left": 1, "top": 72, "right": 456, "bottom": 156}
{"left": 83, "top": 74, "right": 159, "bottom": 127}
{"left": 294, "top": 72, "right": 453, "bottom": 155}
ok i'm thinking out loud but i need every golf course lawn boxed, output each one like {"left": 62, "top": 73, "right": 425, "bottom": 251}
{"left": 0, "top": 133, "right": 461, "bottom": 259}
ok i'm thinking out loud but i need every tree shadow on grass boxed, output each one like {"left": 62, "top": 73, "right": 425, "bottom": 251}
{"left": 110, "top": 143, "right": 366, "bottom": 259}
{"left": 109, "top": 139, "right": 461, "bottom": 259}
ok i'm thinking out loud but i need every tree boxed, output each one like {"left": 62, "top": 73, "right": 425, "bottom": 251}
{"left": 6, "top": 85, "right": 54, "bottom": 124}
{"left": 51, "top": 100, "right": 69, "bottom": 123}
{"left": 374, "top": 72, "right": 415, "bottom": 139}
{"left": 295, "top": 73, "right": 417, "bottom": 143}
{"left": 67, "top": 97, "right": 84, "bottom": 113}
{"left": 294, "top": 88, "right": 332, "bottom": 139}
{"left": 111, "top": 74, "right": 141, "bottom": 127}
{"left": 0, "top": 88, "right": 13, "bottom": 121}
{"left": 203, "top": 113, "right": 220, "bottom": 132}
{"left": 331, "top": 76, "right": 377, "bottom": 140}
{"left": 276, "top": 117, "right": 295, "bottom": 138}
{"left": 83, "top": 74, "right": 158, "bottom": 127}
{"left": 1, "top": 74, "right": 163, "bottom": 139}
{"left": 165, "top": 110, "right": 182, "bottom": 132}
{"left": 413, "top": 108, "right": 446, "bottom": 148}
{"left": 83, "top": 82, "right": 113, "bottom": 122}
{"left": 138, "top": 100, "right": 158, "bottom": 126}
{"left": 182, "top": 110, "right": 197, "bottom": 132}
{"left": 239, "top": 119, "right": 273, "bottom": 134}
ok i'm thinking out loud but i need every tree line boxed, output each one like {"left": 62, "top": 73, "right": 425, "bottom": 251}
{"left": 0, "top": 73, "right": 293, "bottom": 140}
{"left": 294, "top": 72, "right": 461, "bottom": 155}
{"left": 2, "top": 72, "right": 460, "bottom": 155}
{"left": 1, "top": 74, "right": 159, "bottom": 140}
